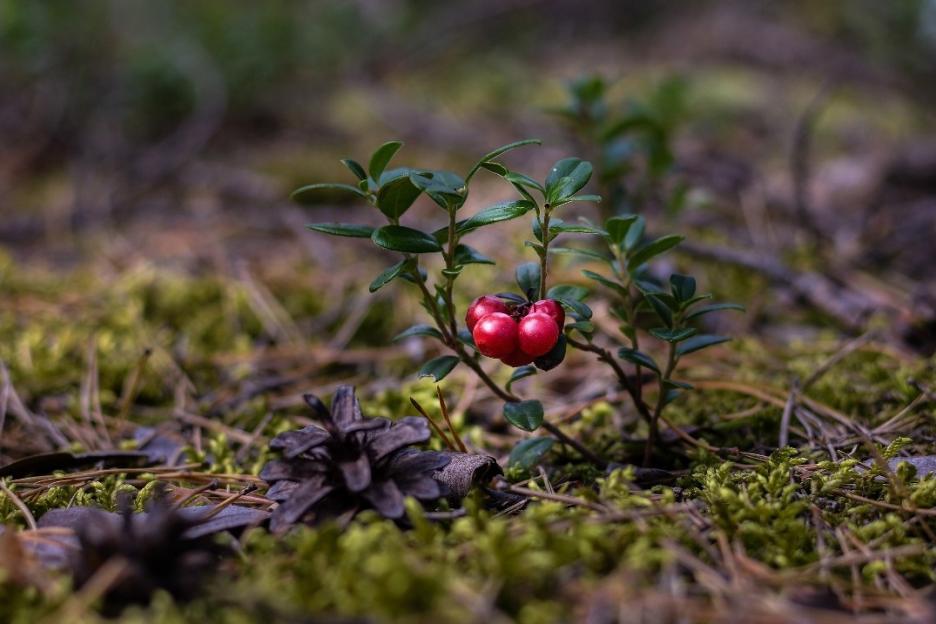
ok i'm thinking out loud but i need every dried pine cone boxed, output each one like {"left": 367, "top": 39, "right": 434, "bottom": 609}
{"left": 70, "top": 496, "right": 226, "bottom": 614}
{"left": 261, "top": 386, "right": 450, "bottom": 531}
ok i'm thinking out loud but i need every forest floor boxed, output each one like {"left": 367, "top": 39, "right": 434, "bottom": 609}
{"left": 2, "top": 6, "right": 936, "bottom": 623}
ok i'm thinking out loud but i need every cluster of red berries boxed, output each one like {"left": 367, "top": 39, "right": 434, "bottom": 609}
{"left": 466, "top": 295, "right": 565, "bottom": 368}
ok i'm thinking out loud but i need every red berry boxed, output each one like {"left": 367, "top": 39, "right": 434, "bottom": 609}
{"left": 517, "top": 312, "right": 560, "bottom": 357}
{"left": 472, "top": 312, "right": 518, "bottom": 358}
{"left": 500, "top": 346, "right": 535, "bottom": 367}
{"left": 466, "top": 295, "right": 509, "bottom": 332}
{"left": 531, "top": 299, "right": 565, "bottom": 328}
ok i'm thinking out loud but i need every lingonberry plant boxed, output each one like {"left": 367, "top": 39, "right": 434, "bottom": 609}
{"left": 294, "top": 138, "right": 742, "bottom": 466}
{"left": 554, "top": 74, "right": 744, "bottom": 463}
{"left": 294, "top": 139, "right": 603, "bottom": 464}
{"left": 556, "top": 214, "right": 744, "bottom": 463}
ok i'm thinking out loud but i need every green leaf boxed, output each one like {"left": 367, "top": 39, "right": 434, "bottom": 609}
{"left": 459, "top": 200, "right": 534, "bottom": 234}
{"left": 503, "top": 400, "right": 545, "bottom": 432}
{"left": 306, "top": 223, "right": 375, "bottom": 238}
{"left": 685, "top": 303, "right": 746, "bottom": 321}
{"left": 676, "top": 335, "right": 730, "bottom": 356}
{"left": 605, "top": 215, "right": 639, "bottom": 246}
{"left": 547, "top": 284, "right": 588, "bottom": 301}
{"left": 682, "top": 294, "right": 714, "bottom": 308}
{"left": 466, "top": 139, "right": 542, "bottom": 181}
{"left": 554, "top": 296, "right": 592, "bottom": 320}
{"left": 548, "top": 222, "right": 608, "bottom": 236}
{"left": 393, "top": 324, "right": 443, "bottom": 342}
{"left": 545, "top": 158, "right": 593, "bottom": 203}
{"left": 340, "top": 158, "right": 367, "bottom": 181}
{"left": 623, "top": 215, "right": 645, "bottom": 251}
{"left": 368, "top": 140, "right": 403, "bottom": 180}
{"left": 563, "top": 194, "right": 602, "bottom": 204}
{"left": 634, "top": 279, "right": 667, "bottom": 296}
{"left": 515, "top": 262, "right": 541, "bottom": 297}
{"left": 291, "top": 183, "right": 367, "bottom": 203}
{"left": 376, "top": 173, "right": 422, "bottom": 219}
{"left": 372, "top": 225, "right": 443, "bottom": 253}
{"left": 453, "top": 244, "right": 495, "bottom": 266}
{"left": 627, "top": 234, "right": 684, "bottom": 272}
{"left": 504, "top": 171, "right": 546, "bottom": 194}
{"left": 418, "top": 356, "right": 460, "bottom": 382}
{"left": 617, "top": 348, "right": 660, "bottom": 374}
{"left": 532, "top": 218, "right": 548, "bottom": 242}
{"left": 369, "top": 259, "right": 409, "bottom": 292}
{"left": 645, "top": 294, "right": 673, "bottom": 327}
{"left": 670, "top": 274, "right": 696, "bottom": 302}
{"left": 507, "top": 365, "right": 537, "bottom": 391}
{"left": 409, "top": 170, "right": 467, "bottom": 211}
{"left": 548, "top": 246, "right": 613, "bottom": 264}
{"left": 479, "top": 161, "right": 509, "bottom": 176}
{"left": 508, "top": 437, "right": 555, "bottom": 470}
{"left": 534, "top": 333, "right": 567, "bottom": 370}
{"left": 582, "top": 270, "right": 628, "bottom": 297}
{"left": 649, "top": 327, "right": 697, "bottom": 342}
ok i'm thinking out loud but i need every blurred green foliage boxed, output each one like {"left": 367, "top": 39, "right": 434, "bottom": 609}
{"left": 3, "top": 0, "right": 934, "bottom": 156}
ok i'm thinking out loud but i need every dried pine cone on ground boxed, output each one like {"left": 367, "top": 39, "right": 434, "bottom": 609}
{"left": 69, "top": 496, "right": 227, "bottom": 614}
{"left": 261, "top": 386, "right": 454, "bottom": 531}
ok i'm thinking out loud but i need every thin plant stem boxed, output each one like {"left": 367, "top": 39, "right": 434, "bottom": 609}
{"left": 645, "top": 342, "right": 678, "bottom": 466}
{"left": 539, "top": 205, "right": 551, "bottom": 300}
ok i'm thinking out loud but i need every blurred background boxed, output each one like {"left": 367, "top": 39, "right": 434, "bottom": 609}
{"left": 0, "top": 0, "right": 934, "bottom": 410}
{"left": 3, "top": 0, "right": 936, "bottom": 247}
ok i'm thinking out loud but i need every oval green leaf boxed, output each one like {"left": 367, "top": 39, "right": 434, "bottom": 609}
{"left": 618, "top": 348, "right": 660, "bottom": 374}
{"left": 306, "top": 223, "right": 375, "bottom": 238}
{"left": 453, "top": 244, "right": 495, "bottom": 266}
{"left": 372, "top": 225, "right": 443, "bottom": 253}
{"left": 545, "top": 158, "right": 592, "bottom": 202}
{"left": 466, "top": 139, "right": 542, "bottom": 182}
{"left": 508, "top": 437, "right": 555, "bottom": 470}
{"left": 685, "top": 303, "right": 745, "bottom": 321}
{"left": 369, "top": 259, "right": 408, "bottom": 293}
{"left": 676, "top": 334, "right": 730, "bottom": 356}
{"left": 459, "top": 200, "right": 534, "bottom": 234}
{"left": 627, "top": 234, "right": 684, "bottom": 272}
{"left": 515, "top": 262, "right": 541, "bottom": 297}
{"left": 376, "top": 173, "right": 422, "bottom": 219}
{"left": 547, "top": 284, "right": 588, "bottom": 302}
{"left": 393, "top": 324, "right": 443, "bottom": 342}
{"left": 548, "top": 246, "right": 613, "bottom": 264}
{"left": 554, "top": 296, "right": 592, "bottom": 320}
{"left": 368, "top": 141, "right": 403, "bottom": 180}
{"left": 669, "top": 273, "right": 696, "bottom": 302}
{"left": 605, "top": 215, "right": 639, "bottom": 246}
{"left": 503, "top": 400, "right": 545, "bottom": 432}
{"left": 341, "top": 158, "right": 367, "bottom": 181}
{"left": 418, "top": 355, "right": 460, "bottom": 382}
